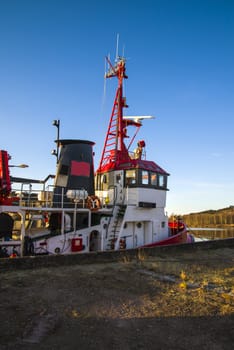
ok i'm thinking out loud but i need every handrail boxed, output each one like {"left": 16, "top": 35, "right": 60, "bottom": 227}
{"left": 8, "top": 185, "right": 94, "bottom": 210}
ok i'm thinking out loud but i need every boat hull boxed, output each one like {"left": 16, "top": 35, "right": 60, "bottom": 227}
{"left": 141, "top": 229, "right": 189, "bottom": 248}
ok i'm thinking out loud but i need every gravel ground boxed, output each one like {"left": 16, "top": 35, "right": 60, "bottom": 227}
{"left": 0, "top": 247, "right": 233, "bottom": 350}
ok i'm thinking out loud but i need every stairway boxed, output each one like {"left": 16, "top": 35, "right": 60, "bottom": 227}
{"left": 106, "top": 204, "right": 127, "bottom": 250}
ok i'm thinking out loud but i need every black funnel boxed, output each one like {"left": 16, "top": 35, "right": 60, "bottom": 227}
{"left": 53, "top": 139, "right": 95, "bottom": 207}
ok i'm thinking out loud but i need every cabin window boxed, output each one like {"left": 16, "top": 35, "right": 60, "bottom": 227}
{"left": 116, "top": 174, "right": 121, "bottom": 184}
{"left": 96, "top": 172, "right": 114, "bottom": 191}
{"left": 141, "top": 170, "right": 149, "bottom": 185}
{"left": 158, "top": 174, "right": 166, "bottom": 188}
{"left": 125, "top": 169, "right": 136, "bottom": 186}
{"left": 95, "top": 174, "right": 101, "bottom": 190}
{"left": 150, "top": 172, "right": 157, "bottom": 186}
{"left": 108, "top": 172, "right": 114, "bottom": 187}
{"left": 124, "top": 169, "right": 167, "bottom": 189}
{"left": 101, "top": 174, "right": 109, "bottom": 190}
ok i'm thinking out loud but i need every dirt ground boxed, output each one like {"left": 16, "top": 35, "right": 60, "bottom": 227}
{"left": 0, "top": 247, "right": 233, "bottom": 350}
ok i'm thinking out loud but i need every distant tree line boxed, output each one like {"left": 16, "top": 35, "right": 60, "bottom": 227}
{"left": 170, "top": 206, "right": 234, "bottom": 227}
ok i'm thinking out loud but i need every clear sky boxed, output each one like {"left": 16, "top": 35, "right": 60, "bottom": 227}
{"left": 0, "top": 0, "right": 233, "bottom": 215}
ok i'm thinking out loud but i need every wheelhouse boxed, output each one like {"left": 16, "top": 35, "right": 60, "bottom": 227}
{"left": 95, "top": 168, "right": 168, "bottom": 191}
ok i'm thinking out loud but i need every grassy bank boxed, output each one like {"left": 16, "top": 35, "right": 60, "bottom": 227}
{"left": 0, "top": 245, "right": 233, "bottom": 349}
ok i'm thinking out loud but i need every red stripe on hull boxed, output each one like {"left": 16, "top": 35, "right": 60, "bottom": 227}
{"left": 141, "top": 229, "right": 188, "bottom": 248}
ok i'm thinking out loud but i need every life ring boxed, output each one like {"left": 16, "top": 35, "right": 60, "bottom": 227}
{"left": 87, "top": 195, "right": 101, "bottom": 211}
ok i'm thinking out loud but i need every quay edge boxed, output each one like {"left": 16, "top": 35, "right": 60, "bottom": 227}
{"left": 0, "top": 238, "right": 233, "bottom": 271}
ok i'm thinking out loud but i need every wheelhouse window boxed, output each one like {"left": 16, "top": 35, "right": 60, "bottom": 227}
{"left": 158, "top": 174, "right": 166, "bottom": 188}
{"left": 141, "top": 170, "right": 149, "bottom": 185}
{"left": 150, "top": 172, "right": 157, "bottom": 186}
{"left": 124, "top": 169, "right": 167, "bottom": 189}
{"left": 95, "top": 172, "right": 114, "bottom": 191}
{"left": 140, "top": 170, "right": 158, "bottom": 187}
{"left": 125, "top": 169, "right": 136, "bottom": 186}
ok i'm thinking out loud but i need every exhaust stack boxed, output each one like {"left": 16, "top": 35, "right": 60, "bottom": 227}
{"left": 53, "top": 139, "right": 95, "bottom": 207}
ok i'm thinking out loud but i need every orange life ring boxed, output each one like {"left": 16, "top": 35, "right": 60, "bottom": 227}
{"left": 87, "top": 195, "right": 101, "bottom": 211}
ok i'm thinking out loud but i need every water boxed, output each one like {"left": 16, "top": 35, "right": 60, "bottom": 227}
{"left": 188, "top": 227, "right": 234, "bottom": 240}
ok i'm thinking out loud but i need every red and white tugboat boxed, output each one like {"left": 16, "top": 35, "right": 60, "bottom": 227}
{"left": 0, "top": 54, "right": 190, "bottom": 258}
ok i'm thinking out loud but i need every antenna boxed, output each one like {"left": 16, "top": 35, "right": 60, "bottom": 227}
{"left": 102, "top": 57, "right": 107, "bottom": 111}
{"left": 97, "top": 51, "right": 129, "bottom": 172}
{"left": 115, "top": 33, "right": 119, "bottom": 61}
{"left": 123, "top": 116, "right": 155, "bottom": 121}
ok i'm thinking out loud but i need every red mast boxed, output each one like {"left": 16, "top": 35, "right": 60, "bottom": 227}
{"left": 97, "top": 56, "right": 130, "bottom": 173}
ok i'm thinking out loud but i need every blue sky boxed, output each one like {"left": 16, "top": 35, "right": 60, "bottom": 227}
{"left": 0, "top": 0, "right": 233, "bottom": 214}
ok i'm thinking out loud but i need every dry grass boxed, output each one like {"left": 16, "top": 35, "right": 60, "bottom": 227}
{"left": 135, "top": 254, "right": 234, "bottom": 317}
{"left": 0, "top": 247, "right": 233, "bottom": 349}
